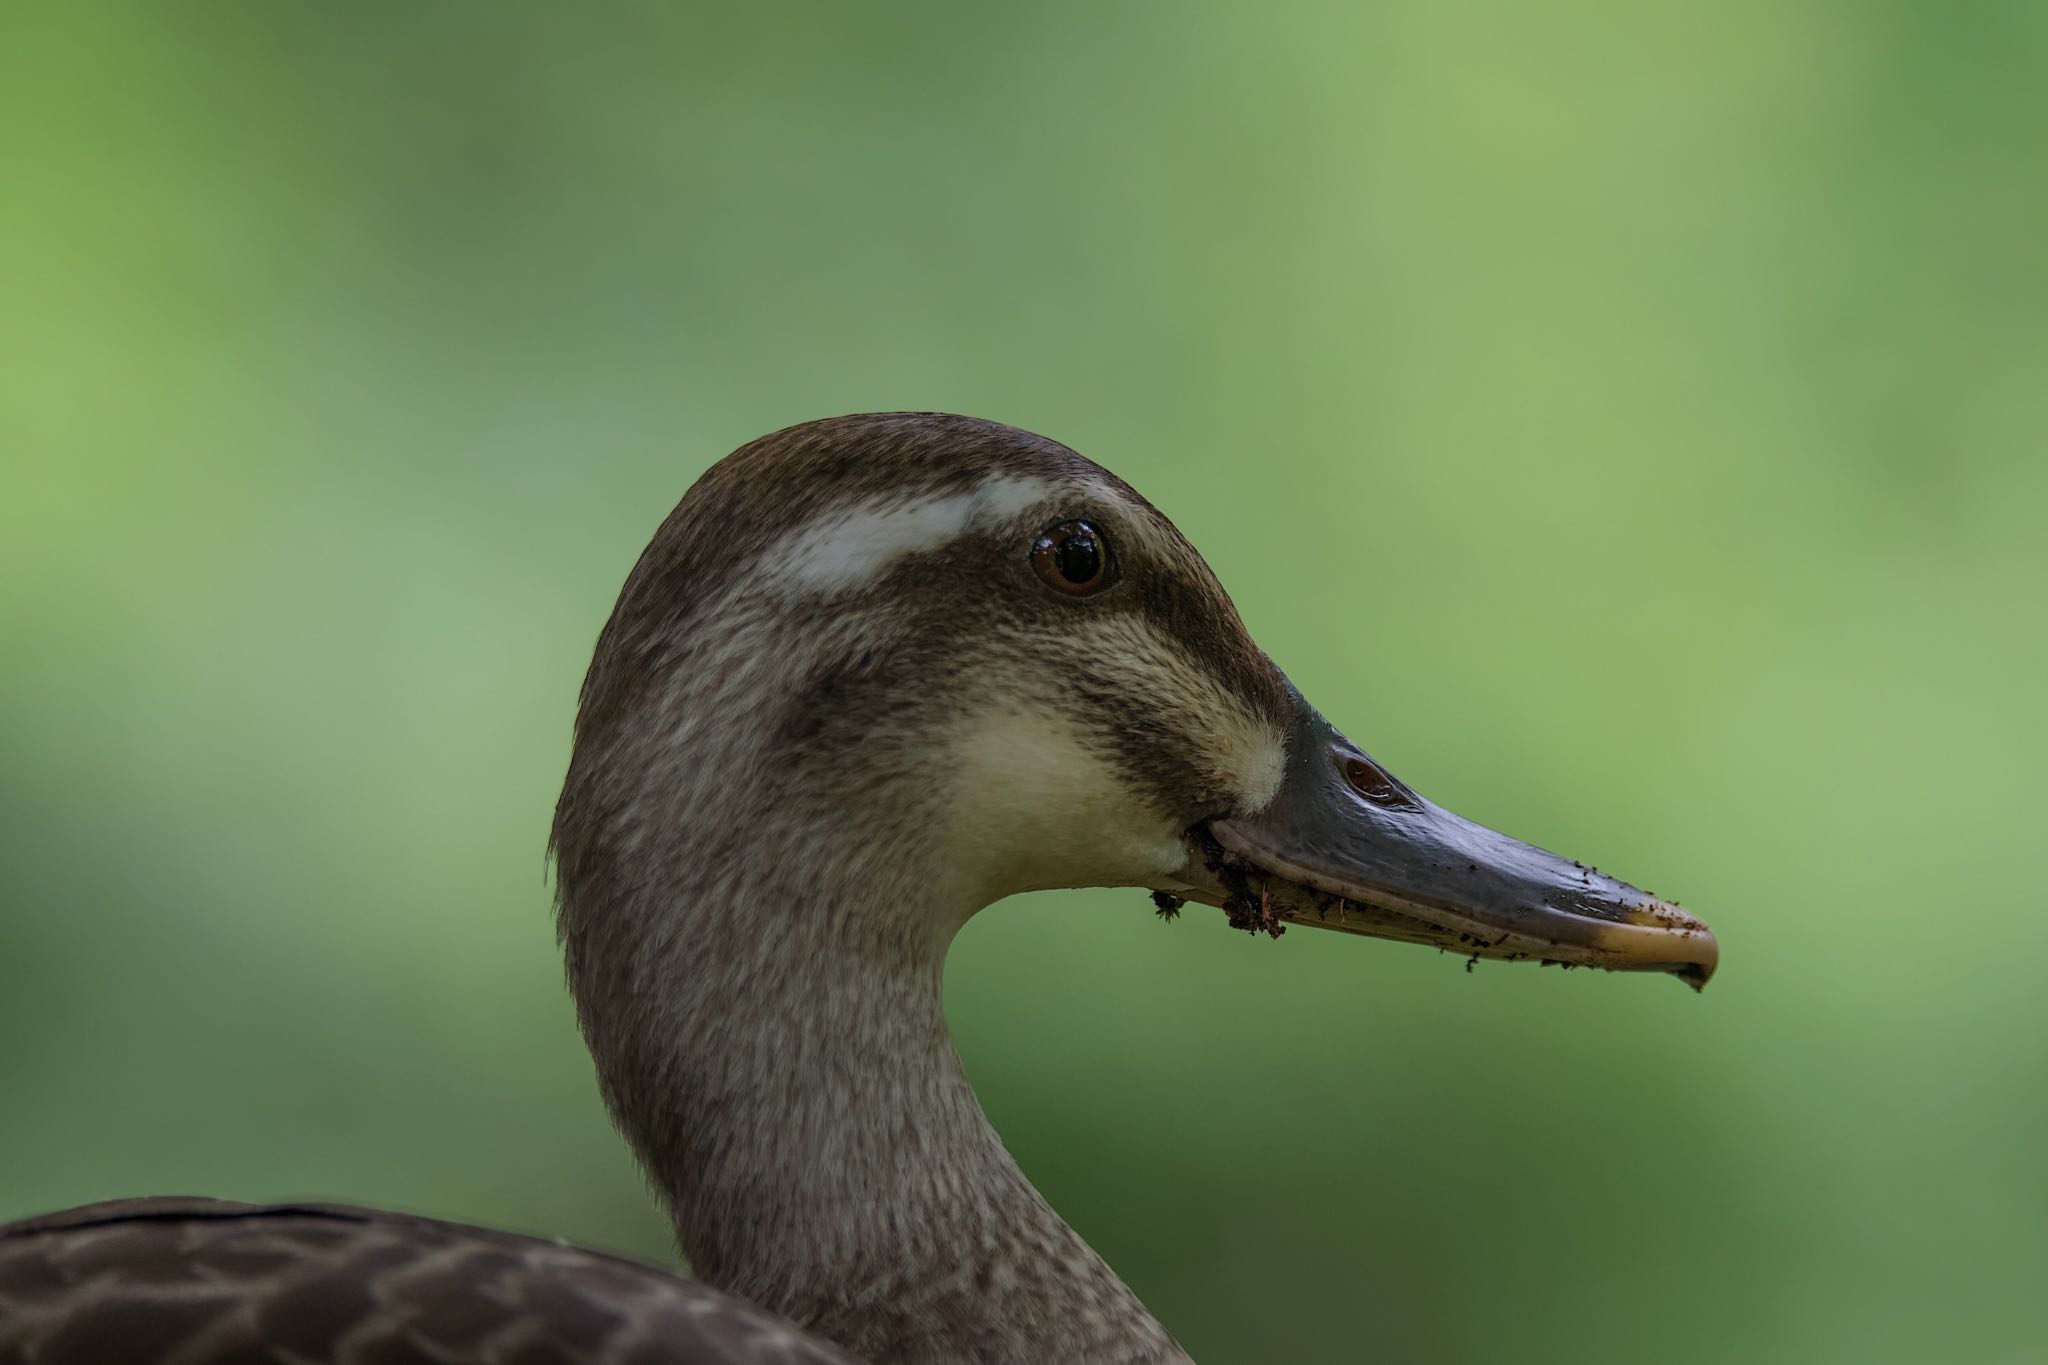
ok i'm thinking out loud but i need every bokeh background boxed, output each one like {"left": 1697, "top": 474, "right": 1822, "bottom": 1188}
{"left": 4, "top": 4, "right": 2045, "bottom": 1362}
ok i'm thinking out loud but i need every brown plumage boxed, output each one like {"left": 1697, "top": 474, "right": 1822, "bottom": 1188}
{"left": 0, "top": 1199, "right": 857, "bottom": 1364}
{"left": 0, "top": 413, "right": 1715, "bottom": 1364}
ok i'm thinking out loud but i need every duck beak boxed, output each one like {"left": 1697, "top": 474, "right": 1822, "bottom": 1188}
{"left": 1179, "top": 695, "right": 1717, "bottom": 989}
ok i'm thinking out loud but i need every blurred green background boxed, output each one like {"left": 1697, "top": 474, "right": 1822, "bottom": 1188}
{"left": 4, "top": 4, "right": 2045, "bottom": 1362}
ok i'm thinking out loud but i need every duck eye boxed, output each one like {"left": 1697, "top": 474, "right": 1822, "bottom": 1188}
{"left": 1030, "top": 520, "right": 1116, "bottom": 597}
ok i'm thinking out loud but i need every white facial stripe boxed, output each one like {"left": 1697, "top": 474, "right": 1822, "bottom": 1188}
{"left": 975, "top": 472, "right": 1065, "bottom": 523}
{"left": 766, "top": 474, "right": 1058, "bottom": 594}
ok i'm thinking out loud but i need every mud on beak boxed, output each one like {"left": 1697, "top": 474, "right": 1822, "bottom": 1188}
{"left": 1173, "top": 694, "right": 1718, "bottom": 990}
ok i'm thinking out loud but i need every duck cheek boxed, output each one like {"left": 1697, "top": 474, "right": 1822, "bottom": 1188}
{"left": 940, "top": 704, "right": 1190, "bottom": 901}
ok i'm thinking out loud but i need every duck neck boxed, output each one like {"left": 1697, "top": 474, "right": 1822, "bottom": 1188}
{"left": 556, "top": 811, "right": 1189, "bottom": 1365}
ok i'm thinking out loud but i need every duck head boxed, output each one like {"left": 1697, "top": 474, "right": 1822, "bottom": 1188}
{"left": 557, "top": 411, "right": 1715, "bottom": 988}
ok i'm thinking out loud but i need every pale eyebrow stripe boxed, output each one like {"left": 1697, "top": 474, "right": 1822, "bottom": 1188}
{"left": 764, "top": 474, "right": 1057, "bottom": 593}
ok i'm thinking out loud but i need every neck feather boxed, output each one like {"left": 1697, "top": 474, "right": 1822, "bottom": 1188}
{"left": 555, "top": 736, "right": 1189, "bottom": 1365}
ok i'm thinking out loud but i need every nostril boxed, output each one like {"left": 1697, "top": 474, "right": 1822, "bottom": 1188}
{"left": 1342, "top": 754, "right": 1405, "bottom": 806}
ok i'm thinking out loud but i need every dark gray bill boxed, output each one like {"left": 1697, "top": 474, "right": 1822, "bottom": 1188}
{"left": 1175, "top": 695, "right": 1717, "bottom": 989}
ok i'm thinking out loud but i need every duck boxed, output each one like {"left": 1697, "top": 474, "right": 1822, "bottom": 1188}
{"left": 0, "top": 412, "right": 1717, "bottom": 1365}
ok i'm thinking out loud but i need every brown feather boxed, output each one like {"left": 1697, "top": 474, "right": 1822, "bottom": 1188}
{"left": 0, "top": 1198, "right": 862, "bottom": 1365}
